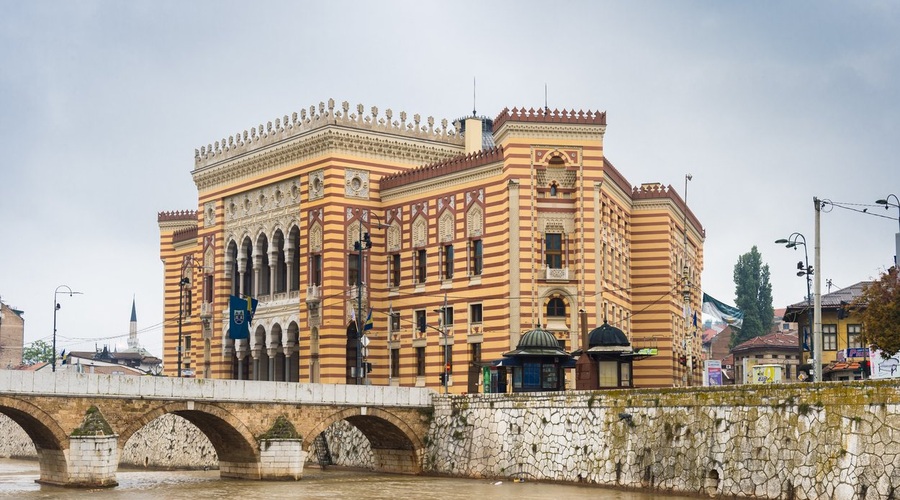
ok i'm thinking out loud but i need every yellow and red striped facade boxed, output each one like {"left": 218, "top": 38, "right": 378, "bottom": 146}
{"left": 158, "top": 100, "right": 704, "bottom": 390}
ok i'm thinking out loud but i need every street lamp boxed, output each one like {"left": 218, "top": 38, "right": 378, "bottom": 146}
{"left": 435, "top": 294, "right": 450, "bottom": 394}
{"left": 177, "top": 277, "right": 190, "bottom": 378}
{"left": 875, "top": 194, "right": 900, "bottom": 266}
{"left": 53, "top": 285, "right": 83, "bottom": 372}
{"left": 776, "top": 233, "right": 813, "bottom": 380}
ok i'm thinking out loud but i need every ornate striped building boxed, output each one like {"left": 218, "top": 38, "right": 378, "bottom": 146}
{"left": 158, "top": 99, "right": 705, "bottom": 390}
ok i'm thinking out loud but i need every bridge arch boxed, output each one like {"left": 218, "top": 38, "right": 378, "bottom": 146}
{"left": 117, "top": 401, "right": 259, "bottom": 477}
{"left": 0, "top": 396, "right": 71, "bottom": 484}
{"left": 304, "top": 407, "right": 425, "bottom": 474}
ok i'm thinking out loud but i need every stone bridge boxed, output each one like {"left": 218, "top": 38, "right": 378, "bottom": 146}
{"left": 0, "top": 371, "right": 434, "bottom": 487}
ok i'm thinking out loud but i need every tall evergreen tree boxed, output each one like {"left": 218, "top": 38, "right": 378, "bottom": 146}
{"left": 731, "top": 246, "right": 774, "bottom": 348}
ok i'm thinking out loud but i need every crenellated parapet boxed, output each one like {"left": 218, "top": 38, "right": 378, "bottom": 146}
{"left": 157, "top": 210, "right": 198, "bottom": 223}
{"left": 194, "top": 99, "right": 463, "bottom": 169}
{"left": 157, "top": 210, "right": 198, "bottom": 234}
{"left": 493, "top": 107, "right": 607, "bottom": 130}
{"left": 632, "top": 183, "right": 706, "bottom": 238}
{"left": 380, "top": 146, "right": 504, "bottom": 190}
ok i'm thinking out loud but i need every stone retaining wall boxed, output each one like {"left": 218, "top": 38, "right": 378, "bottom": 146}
{"left": 426, "top": 381, "right": 900, "bottom": 499}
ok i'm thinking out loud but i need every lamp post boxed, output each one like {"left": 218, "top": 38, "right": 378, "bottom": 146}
{"left": 876, "top": 194, "right": 900, "bottom": 266}
{"left": 52, "top": 285, "right": 83, "bottom": 372}
{"left": 351, "top": 210, "right": 388, "bottom": 385}
{"left": 177, "top": 277, "right": 190, "bottom": 378}
{"left": 435, "top": 294, "right": 449, "bottom": 394}
{"left": 776, "top": 233, "right": 813, "bottom": 379}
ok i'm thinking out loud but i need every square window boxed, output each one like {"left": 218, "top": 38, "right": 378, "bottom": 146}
{"left": 823, "top": 324, "right": 837, "bottom": 351}
{"left": 545, "top": 233, "right": 562, "bottom": 269}
{"left": 390, "top": 253, "right": 401, "bottom": 287}
{"left": 391, "top": 347, "right": 400, "bottom": 378}
{"left": 444, "top": 306, "right": 454, "bottom": 326}
{"left": 390, "top": 312, "right": 401, "bottom": 333}
{"left": 416, "top": 310, "right": 426, "bottom": 333}
{"left": 848, "top": 324, "right": 863, "bottom": 349}
{"left": 348, "top": 253, "right": 360, "bottom": 286}
{"left": 470, "top": 303, "right": 483, "bottom": 324}
{"left": 416, "top": 249, "right": 427, "bottom": 283}
{"left": 471, "top": 239, "right": 483, "bottom": 275}
{"left": 443, "top": 245, "right": 454, "bottom": 280}
{"left": 416, "top": 347, "right": 425, "bottom": 376}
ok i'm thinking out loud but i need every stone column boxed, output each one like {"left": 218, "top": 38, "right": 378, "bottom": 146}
{"left": 268, "top": 348, "right": 278, "bottom": 381}
{"left": 236, "top": 339, "right": 248, "bottom": 380}
{"left": 284, "top": 245, "right": 296, "bottom": 292}
{"left": 283, "top": 346, "right": 294, "bottom": 382}
{"left": 253, "top": 254, "right": 263, "bottom": 298}
{"left": 269, "top": 249, "right": 279, "bottom": 295}
{"left": 238, "top": 255, "right": 248, "bottom": 297}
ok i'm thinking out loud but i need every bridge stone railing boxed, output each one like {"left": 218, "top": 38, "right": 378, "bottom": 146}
{"left": 0, "top": 370, "right": 433, "bottom": 408}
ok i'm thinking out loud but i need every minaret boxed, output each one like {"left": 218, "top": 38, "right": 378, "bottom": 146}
{"left": 128, "top": 297, "right": 138, "bottom": 349}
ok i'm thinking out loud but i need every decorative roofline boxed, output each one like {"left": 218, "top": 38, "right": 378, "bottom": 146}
{"left": 194, "top": 99, "right": 463, "bottom": 169}
{"left": 380, "top": 147, "right": 504, "bottom": 191}
{"left": 601, "top": 158, "right": 633, "bottom": 199}
{"left": 157, "top": 210, "right": 197, "bottom": 223}
{"left": 493, "top": 107, "right": 607, "bottom": 131}
{"left": 172, "top": 227, "right": 198, "bottom": 244}
{"left": 632, "top": 183, "right": 706, "bottom": 238}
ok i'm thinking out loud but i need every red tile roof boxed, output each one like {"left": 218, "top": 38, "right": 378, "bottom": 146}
{"left": 732, "top": 331, "right": 799, "bottom": 352}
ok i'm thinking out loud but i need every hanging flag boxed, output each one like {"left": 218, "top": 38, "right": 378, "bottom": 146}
{"left": 692, "top": 311, "right": 699, "bottom": 328}
{"left": 364, "top": 308, "right": 374, "bottom": 331}
{"left": 702, "top": 293, "right": 744, "bottom": 328}
{"left": 229, "top": 295, "right": 259, "bottom": 340}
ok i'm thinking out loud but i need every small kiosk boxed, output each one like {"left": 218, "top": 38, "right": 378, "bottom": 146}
{"left": 492, "top": 328, "right": 575, "bottom": 393}
{"left": 575, "top": 321, "right": 635, "bottom": 389}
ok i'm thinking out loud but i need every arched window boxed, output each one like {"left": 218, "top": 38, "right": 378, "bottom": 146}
{"left": 547, "top": 297, "right": 566, "bottom": 317}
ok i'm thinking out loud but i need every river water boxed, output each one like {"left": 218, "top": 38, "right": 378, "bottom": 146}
{"left": 0, "top": 458, "right": 698, "bottom": 499}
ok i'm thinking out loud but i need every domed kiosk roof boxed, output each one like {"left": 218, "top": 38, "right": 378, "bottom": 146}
{"left": 586, "top": 322, "right": 632, "bottom": 354}
{"left": 503, "top": 328, "right": 570, "bottom": 357}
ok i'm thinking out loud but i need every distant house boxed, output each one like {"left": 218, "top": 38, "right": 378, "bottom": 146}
{"left": 702, "top": 325, "right": 734, "bottom": 363}
{"left": 783, "top": 281, "right": 870, "bottom": 381}
{"left": 731, "top": 331, "right": 801, "bottom": 383}
{"left": 0, "top": 302, "right": 25, "bottom": 369}
{"left": 64, "top": 346, "right": 161, "bottom": 375}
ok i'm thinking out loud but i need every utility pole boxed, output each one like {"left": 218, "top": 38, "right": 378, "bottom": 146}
{"left": 813, "top": 197, "right": 823, "bottom": 383}
{"left": 440, "top": 294, "right": 449, "bottom": 394}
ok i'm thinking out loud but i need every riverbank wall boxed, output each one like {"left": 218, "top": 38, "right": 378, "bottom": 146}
{"left": 426, "top": 380, "right": 900, "bottom": 499}
{"left": 4, "top": 380, "right": 899, "bottom": 498}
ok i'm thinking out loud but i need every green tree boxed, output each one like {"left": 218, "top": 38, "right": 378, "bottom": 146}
{"left": 855, "top": 267, "right": 900, "bottom": 356}
{"left": 22, "top": 339, "right": 54, "bottom": 365}
{"left": 731, "top": 246, "right": 774, "bottom": 348}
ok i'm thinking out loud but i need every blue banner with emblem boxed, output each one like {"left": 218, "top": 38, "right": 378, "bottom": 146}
{"left": 229, "top": 295, "right": 258, "bottom": 340}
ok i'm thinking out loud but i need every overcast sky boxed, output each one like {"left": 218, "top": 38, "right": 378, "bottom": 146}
{"left": 1, "top": 1, "right": 898, "bottom": 359}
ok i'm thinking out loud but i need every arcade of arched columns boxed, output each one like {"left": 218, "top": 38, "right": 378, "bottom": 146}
{"left": 222, "top": 225, "right": 309, "bottom": 382}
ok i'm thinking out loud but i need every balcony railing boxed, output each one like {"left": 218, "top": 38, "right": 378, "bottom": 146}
{"left": 306, "top": 285, "right": 322, "bottom": 304}
{"left": 541, "top": 267, "right": 570, "bottom": 282}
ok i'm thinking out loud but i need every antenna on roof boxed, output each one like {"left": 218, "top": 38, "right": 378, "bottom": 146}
{"left": 544, "top": 83, "right": 549, "bottom": 112}
{"left": 472, "top": 77, "right": 477, "bottom": 116}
